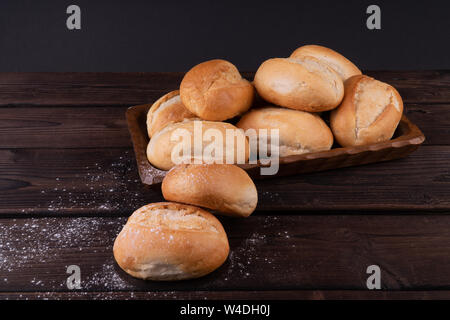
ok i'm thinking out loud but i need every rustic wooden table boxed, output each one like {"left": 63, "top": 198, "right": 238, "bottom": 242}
{"left": 0, "top": 71, "right": 449, "bottom": 300}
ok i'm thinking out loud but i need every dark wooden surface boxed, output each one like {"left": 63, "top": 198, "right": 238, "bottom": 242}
{"left": 127, "top": 102, "right": 426, "bottom": 186}
{"left": 0, "top": 72, "right": 449, "bottom": 300}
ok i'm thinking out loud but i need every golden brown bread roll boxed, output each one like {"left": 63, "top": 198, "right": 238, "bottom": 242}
{"left": 330, "top": 75, "right": 403, "bottom": 147}
{"left": 162, "top": 164, "right": 258, "bottom": 217}
{"left": 113, "top": 202, "right": 229, "bottom": 281}
{"left": 147, "top": 119, "right": 249, "bottom": 170}
{"left": 180, "top": 59, "right": 254, "bottom": 121}
{"left": 146, "top": 90, "right": 196, "bottom": 138}
{"left": 290, "top": 45, "right": 362, "bottom": 81}
{"left": 236, "top": 107, "right": 333, "bottom": 157}
{"left": 254, "top": 56, "right": 344, "bottom": 112}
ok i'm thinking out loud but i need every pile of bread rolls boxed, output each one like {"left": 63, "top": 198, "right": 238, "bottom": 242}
{"left": 146, "top": 45, "right": 403, "bottom": 168}
{"left": 114, "top": 163, "right": 258, "bottom": 280}
{"left": 114, "top": 44, "right": 404, "bottom": 281}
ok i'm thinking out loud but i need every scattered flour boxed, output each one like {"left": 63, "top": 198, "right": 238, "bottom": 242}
{"left": 19, "top": 150, "right": 158, "bottom": 215}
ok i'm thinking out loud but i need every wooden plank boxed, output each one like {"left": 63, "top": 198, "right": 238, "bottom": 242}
{"left": 0, "top": 71, "right": 448, "bottom": 107}
{"left": 0, "top": 103, "right": 447, "bottom": 148}
{"left": 0, "top": 106, "right": 131, "bottom": 149}
{"left": 2, "top": 290, "right": 450, "bottom": 300}
{"left": 1, "top": 215, "right": 450, "bottom": 292}
{"left": 0, "top": 145, "right": 448, "bottom": 215}
{"left": 0, "top": 72, "right": 182, "bottom": 107}
{"left": 0, "top": 148, "right": 155, "bottom": 215}
{"left": 406, "top": 104, "right": 450, "bottom": 145}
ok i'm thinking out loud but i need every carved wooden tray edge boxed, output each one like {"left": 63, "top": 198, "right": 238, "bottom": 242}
{"left": 126, "top": 104, "right": 425, "bottom": 186}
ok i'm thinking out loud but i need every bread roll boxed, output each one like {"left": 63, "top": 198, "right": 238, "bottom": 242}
{"left": 113, "top": 202, "right": 229, "bottom": 281}
{"left": 180, "top": 59, "right": 254, "bottom": 121}
{"left": 147, "top": 119, "right": 249, "bottom": 170}
{"left": 330, "top": 75, "right": 403, "bottom": 147}
{"left": 162, "top": 164, "right": 257, "bottom": 217}
{"left": 290, "top": 45, "right": 361, "bottom": 81}
{"left": 254, "top": 56, "right": 344, "bottom": 112}
{"left": 146, "top": 90, "right": 196, "bottom": 138}
{"left": 237, "top": 107, "right": 333, "bottom": 157}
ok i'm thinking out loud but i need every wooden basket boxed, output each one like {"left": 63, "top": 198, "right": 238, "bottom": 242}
{"left": 126, "top": 104, "right": 425, "bottom": 186}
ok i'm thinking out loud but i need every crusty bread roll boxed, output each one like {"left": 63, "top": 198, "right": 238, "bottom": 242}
{"left": 113, "top": 202, "right": 229, "bottom": 281}
{"left": 237, "top": 107, "right": 333, "bottom": 157}
{"left": 254, "top": 56, "right": 344, "bottom": 112}
{"left": 290, "top": 45, "right": 361, "bottom": 81}
{"left": 330, "top": 75, "right": 403, "bottom": 147}
{"left": 180, "top": 59, "right": 254, "bottom": 121}
{"left": 162, "top": 164, "right": 257, "bottom": 217}
{"left": 147, "top": 119, "right": 249, "bottom": 170}
{"left": 146, "top": 90, "right": 196, "bottom": 138}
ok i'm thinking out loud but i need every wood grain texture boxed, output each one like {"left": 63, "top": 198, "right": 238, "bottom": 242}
{"left": 0, "top": 148, "right": 156, "bottom": 215}
{"left": 0, "top": 104, "right": 446, "bottom": 149}
{"left": 0, "top": 146, "right": 448, "bottom": 215}
{"left": 406, "top": 104, "right": 450, "bottom": 145}
{"left": 0, "top": 72, "right": 183, "bottom": 107}
{"left": 1, "top": 215, "right": 450, "bottom": 292}
{"left": 2, "top": 290, "right": 450, "bottom": 300}
{"left": 0, "top": 71, "right": 449, "bottom": 107}
{"left": 0, "top": 71, "right": 448, "bottom": 299}
{"left": 0, "top": 107, "right": 131, "bottom": 149}
{"left": 127, "top": 104, "right": 425, "bottom": 186}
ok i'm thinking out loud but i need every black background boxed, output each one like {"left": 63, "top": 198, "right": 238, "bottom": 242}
{"left": 0, "top": 0, "right": 449, "bottom": 72}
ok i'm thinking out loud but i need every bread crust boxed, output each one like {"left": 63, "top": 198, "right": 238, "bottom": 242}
{"left": 290, "top": 45, "right": 361, "bottom": 81}
{"left": 146, "top": 90, "right": 196, "bottom": 138}
{"left": 254, "top": 56, "right": 344, "bottom": 112}
{"left": 113, "top": 202, "right": 229, "bottom": 281}
{"left": 236, "top": 107, "right": 333, "bottom": 157}
{"left": 147, "top": 119, "right": 249, "bottom": 170}
{"left": 330, "top": 75, "right": 404, "bottom": 147}
{"left": 180, "top": 59, "right": 254, "bottom": 121}
{"left": 162, "top": 164, "right": 257, "bottom": 217}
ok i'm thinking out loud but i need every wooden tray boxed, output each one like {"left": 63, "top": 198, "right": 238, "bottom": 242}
{"left": 126, "top": 104, "right": 425, "bottom": 186}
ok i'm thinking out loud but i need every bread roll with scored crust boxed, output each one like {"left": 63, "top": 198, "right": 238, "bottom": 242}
{"left": 162, "top": 164, "right": 257, "bottom": 217}
{"left": 147, "top": 119, "right": 249, "bottom": 170}
{"left": 180, "top": 59, "right": 254, "bottom": 121}
{"left": 330, "top": 75, "right": 403, "bottom": 147}
{"left": 146, "top": 90, "right": 196, "bottom": 138}
{"left": 290, "top": 45, "right": 361, "bottom": 81}
{"left": 237, "top": 107, "right": 333, "bottom": 157}
{"left": 113, "top": 202, "right": 229, "bottom": 281}
{"left": 254, "top": 56, "right": 344, "bottom": 112}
